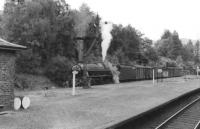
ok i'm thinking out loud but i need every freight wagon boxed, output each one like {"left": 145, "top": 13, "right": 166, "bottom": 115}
{"left": 119, "top": 65, "right": 183, "bottom": 82}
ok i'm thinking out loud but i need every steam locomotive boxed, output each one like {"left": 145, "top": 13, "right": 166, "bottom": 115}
{"left": 75, "top": 63, "right": 184, "bottom": 86}
{"left": 75, "top": 63, "right": 113, "bottom": 86}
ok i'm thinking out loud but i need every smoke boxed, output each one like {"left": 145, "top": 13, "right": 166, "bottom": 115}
{"left": 100, "top": 21, "right": 119, "bottom": 83}
{"left": 100, "top": 21, "right": 113, "bottom": 61}
{"left": 104, "top": 60, "right": 120, "bottom": 84}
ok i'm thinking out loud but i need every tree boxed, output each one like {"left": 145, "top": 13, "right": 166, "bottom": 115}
{"left": 2, "top": 0, "right": 76, "bottom": 73}
{"left": 144, "top": 47, "right": 159, "bottom": 63}
{"left": 140, "top": 37, "right": 159, "bottom": 64}
{"left": 156, "top": 30, "right": 183, "bottom": 60}
{"left": 168, "top": 31, "right": 183, "bottom": 59}
{"left": 45, "top": 55, "right": 75, "bottom": 87}
{"left": 182, "top": 40, "right": 194, "bottom": 61}
{"left": 155, "top": 30, "right": 173, "bottom": 57}
{"left": 140, "top": 37, "right": 152, "bottom": 52}
{"left": 108, "top": 24, "right": 142, "bottom": 64}
{"left": 161, "top": 30, "right": 172, "bottom": 39}
{"left": 194, "top": 40, "right": 200, "bottom": 64}
{"left": 155, "top": 37, "right": 172, "bottom": 57}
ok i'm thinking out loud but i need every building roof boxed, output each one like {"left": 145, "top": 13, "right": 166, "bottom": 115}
{"left": 0, "top": 38, "right": 27, "bottom": 50}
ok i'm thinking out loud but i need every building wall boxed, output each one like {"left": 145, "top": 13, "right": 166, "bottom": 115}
{"left": 0, "top": 51, "right": 15, "bottom": 110}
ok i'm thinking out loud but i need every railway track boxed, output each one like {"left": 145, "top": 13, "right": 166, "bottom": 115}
{"left": 155, "top": 97, "right": 200, "bottom": 129}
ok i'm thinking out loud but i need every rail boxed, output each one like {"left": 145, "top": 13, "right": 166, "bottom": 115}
{"left": 155, "top": 97, "right": 200, "bottom": 129}
{"left": 194, "top": 120, "right": 200, "bottom": 129}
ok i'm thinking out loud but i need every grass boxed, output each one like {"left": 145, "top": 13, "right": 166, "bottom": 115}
{"left": 0, "top": 75, "right": 199, "bottom": 129}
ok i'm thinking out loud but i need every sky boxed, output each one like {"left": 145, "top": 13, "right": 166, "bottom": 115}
{"left": 1, "top": 0, "right": 200, "bottom": 41}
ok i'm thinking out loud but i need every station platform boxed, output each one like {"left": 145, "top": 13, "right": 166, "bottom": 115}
{"left": 0, "top": 76, "right": 200, "bottom": 129}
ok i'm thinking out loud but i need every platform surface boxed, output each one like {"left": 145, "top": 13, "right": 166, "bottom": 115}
{"left": 0, "top": 76, "right": 200, "bottom": 129}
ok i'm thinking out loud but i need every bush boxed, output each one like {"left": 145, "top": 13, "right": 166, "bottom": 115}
{"left": 14, "top": 75, "right": 29, "bottom": 90}
{"left": 16, "top": 49, "right": 41, "bottom": 74}
{"left": 15, "top": 74, "right": 55, "bottom": 90}
{"left": 45, "top": 55, "right": 74, "bottom": 87}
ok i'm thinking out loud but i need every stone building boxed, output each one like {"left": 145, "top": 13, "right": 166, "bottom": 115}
{"left": 0, "top": 38, "right": 26, "bottom": 110}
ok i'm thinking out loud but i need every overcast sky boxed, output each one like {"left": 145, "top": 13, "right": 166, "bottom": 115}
{"left": 1, "top": 0, "right": 200, "bottom": 41}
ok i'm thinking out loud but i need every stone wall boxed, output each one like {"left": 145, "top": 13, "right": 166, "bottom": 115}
{"left": 0, "top": 51, "right": 15, "bottom": 110}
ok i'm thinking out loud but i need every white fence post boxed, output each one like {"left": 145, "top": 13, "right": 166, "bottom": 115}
{"left": 153, "top": 68, "right": 155, "bottom": 84}
{"left": 72, "top": 71, "right": 78, "bottom": 96}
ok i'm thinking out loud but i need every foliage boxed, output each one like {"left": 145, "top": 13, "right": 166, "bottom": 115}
{"left": 141, "top": 37, "right": 159, "bottom": 63}
{"left": 155, "top": 38, "right": 171, "bottom": 57}
{"left": 1, "top": 0, "right": 199, "bottom": 88}
{"left": 155, "top": 30, "right": 183, "bottom": 60}
{"left": 108, "top": 24, "right": 142, "bottom": 64}
{"left": 15, "top": 74, "right": 55, "bottom": 90}
{"left": 45, "top": 55, "right": 75, "bottom": 87}
{"left": 2, "top": 0, "right": 76, "bottom": 73}
{"left": 16, "top": 49, "right": 41, "bottom": 74}
{"left": 176, "top": 55, "right": 184, "bottom": 68}
{"left": 161, "top": 30, "right": 172, "bottom": 39}
{"left": 158, "top": 57, "right": 177, "bottom": 67}
{"left": 144, "top": 47, "right": 159, "bottom": 63}
{"left": 14, "top": 75, "right": 29, "bottom": 90}
{"left": 182, "top": 40, "right": 194, "bottom": 61}
{"left": 194, "top": 40, "right": 200, "bottom": 64}
{"left": 169, "top": 31, "right": 183, "bottom": 59}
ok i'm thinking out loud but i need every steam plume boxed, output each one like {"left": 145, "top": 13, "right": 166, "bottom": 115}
{"left": 104, "top": 60, "right": 120, "bottom": 84}
{"left": 100, "top": 21, "right": 113, "bottom": 61}
{"left": 101, "top": 22, "right": 120, "bottom": 84}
